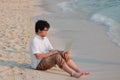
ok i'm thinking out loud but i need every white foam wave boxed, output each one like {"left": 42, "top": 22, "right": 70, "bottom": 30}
{"left": 57, "top": 2, "right": 73, "bottom": 12}
{"left": 57, "top": 1, "right": 76, "bottom": 13}
{"left": 91, "top": 14, "right": 120, "bottom": 46}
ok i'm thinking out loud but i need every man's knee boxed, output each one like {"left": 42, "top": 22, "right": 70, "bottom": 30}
{"left": 54, "top": 53, "right": 65, "bottom": 68}
{"left": 55, "top": 53, "right": 62, "bottom": 61}
{"left": 60, "top": 53, "right": 70, "bottom": 62}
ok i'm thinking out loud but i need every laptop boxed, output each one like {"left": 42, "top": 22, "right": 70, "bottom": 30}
{"left": 63, "top": 41, "right": 72, "bottom": 53}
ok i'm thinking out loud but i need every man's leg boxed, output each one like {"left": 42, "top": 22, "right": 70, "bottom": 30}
{"left": 67, "top": 59, "right": 90, "bottom": 75}
{"left": 55, "top": 53, "right": 83, "bottom": 78}
{"left": 67, "top": 59, "right": 81, "bottom": 72}
{"left": 60, "top": 51, "right": 90, "bottom": 75}
{"left": 35, "top": 53, "right": 73, "bottom": 71}
{"left": 59, "top": 51, "right": 81, "bottom": 72}
{"left": 36, "top": 53, "right": 83, "bottom": 78}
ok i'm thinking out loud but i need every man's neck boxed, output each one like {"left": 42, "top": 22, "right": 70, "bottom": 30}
{"left": 36, "top": 34, "right": 44, "bottom": 39}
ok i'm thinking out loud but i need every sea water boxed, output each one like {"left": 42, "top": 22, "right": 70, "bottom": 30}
{"left": 36, "top": 1, "right": 120, "bottom": 79}
{"left": 41, "top": 1, "right": 120, "bottom": 79}
{"left": 55, "top": 0, "right": 120, "bottom": 47}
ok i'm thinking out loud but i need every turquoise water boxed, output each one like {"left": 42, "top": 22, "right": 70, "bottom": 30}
{"left": 56, "top": 0, "right": 120, "bottom": 47}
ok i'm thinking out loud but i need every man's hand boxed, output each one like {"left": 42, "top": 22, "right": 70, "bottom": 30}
{"left": 64, "top": 50, "right": 71, "bottom": 55}
{"left": 49, "top": 50, "right": 58, "bottom": 55}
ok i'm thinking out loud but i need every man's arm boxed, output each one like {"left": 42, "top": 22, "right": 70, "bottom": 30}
{"left": 34, "top": 50, "right": 58, "bottom": 59}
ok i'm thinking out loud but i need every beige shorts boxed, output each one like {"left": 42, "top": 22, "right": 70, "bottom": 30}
{"left": 36, "top": 51, "right": 70, "bottom": 70}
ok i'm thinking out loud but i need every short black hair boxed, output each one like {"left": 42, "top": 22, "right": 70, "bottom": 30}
{"left": 35, "top": 20, "right": 50, "bottom": 33}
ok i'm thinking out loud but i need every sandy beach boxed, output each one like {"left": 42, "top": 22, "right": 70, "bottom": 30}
{"left": 0, "top": 0, "right": 120, "bottom": 80}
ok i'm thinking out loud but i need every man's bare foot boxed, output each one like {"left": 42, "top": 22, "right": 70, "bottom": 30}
{"left": 71, "top": 72, "right": 83, "bottom": 78}
{"left": 82, "top": 71, "right": 90, "bottom": 76}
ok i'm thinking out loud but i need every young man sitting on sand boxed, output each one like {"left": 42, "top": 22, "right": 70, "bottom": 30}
{"left": 30, "top": 20, "right": 90, "bottom": 78}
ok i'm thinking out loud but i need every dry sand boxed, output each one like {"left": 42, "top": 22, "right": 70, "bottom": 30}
{"left": 0, "top": 0, "right": 80, "bottom": 80}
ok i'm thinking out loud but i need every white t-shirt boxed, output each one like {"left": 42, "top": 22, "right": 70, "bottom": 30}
{"left": 29, "top": 35, "right": 53, "bottom": 69}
